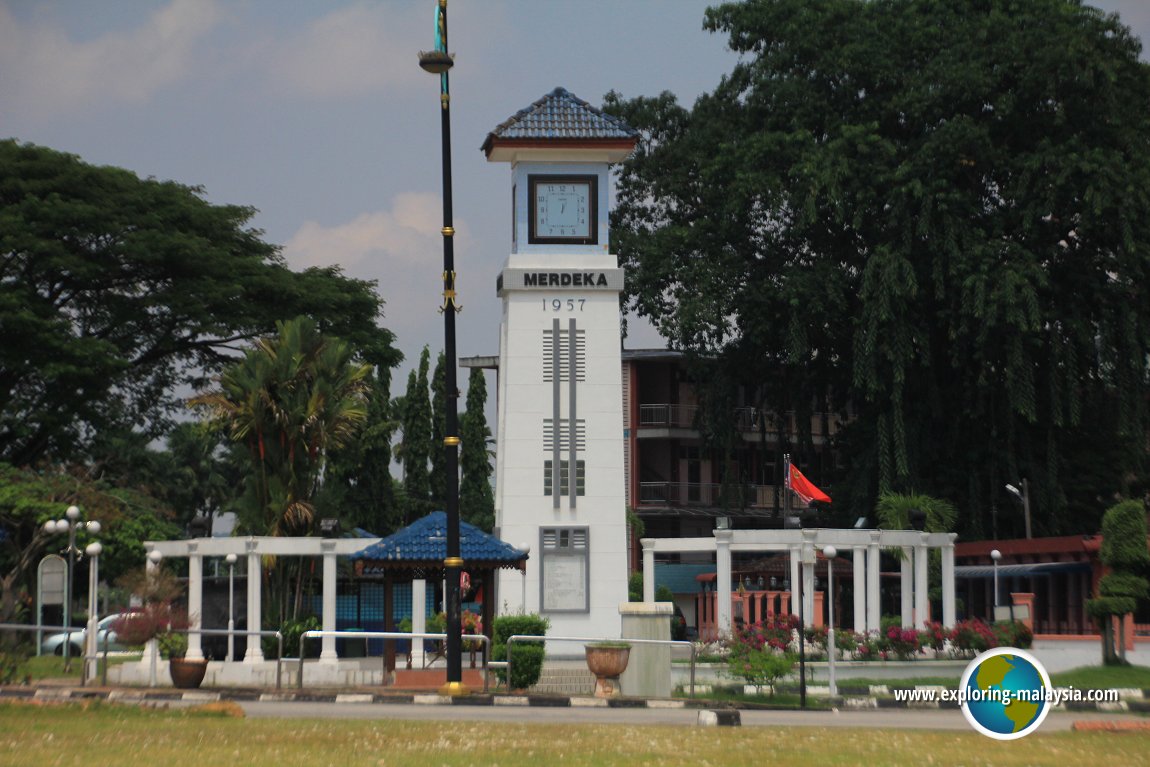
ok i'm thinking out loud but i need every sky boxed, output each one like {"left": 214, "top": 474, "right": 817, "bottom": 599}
{"left": 3, "top": 0, "right": 1149, "bottom": 406}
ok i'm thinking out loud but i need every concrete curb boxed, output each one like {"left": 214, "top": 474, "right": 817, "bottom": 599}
{"left": 3, "top": 684, "right": 1146, "bottom": 713}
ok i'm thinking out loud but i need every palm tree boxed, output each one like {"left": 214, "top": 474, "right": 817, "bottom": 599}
{"left": 191, "top": 316, "right": 370, "bottom": 537}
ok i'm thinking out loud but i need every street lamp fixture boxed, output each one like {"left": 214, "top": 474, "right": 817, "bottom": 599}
{"left": 823, "top": 545, "right": 838, "bottom": 700}
{"left": 990, "top": 549, "right": 1002, "bottom": 617}
{"left": 1005, "top": 480, "right": 1032, "bottom": 539}
{"left": 84, "top": 542, "right": 102, "bottom": 683}
{"left": 419, "top": 0, "right": 465, "bottom": 696}
{"left": 43, "top": 505, "right": 100, "bottom": 672}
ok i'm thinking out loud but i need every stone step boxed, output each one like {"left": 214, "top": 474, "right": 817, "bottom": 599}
{"left": 527, "top": 663, "right": 596, "bottom": 695}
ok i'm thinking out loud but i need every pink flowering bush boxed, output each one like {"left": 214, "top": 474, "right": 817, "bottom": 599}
{"left": 920, "top": 621, "right": 948, "bottom": 653}
{"left": 885, "top": 626, "right": 921, "bottom": 660}
{"left": 723, "top": 618, "right": 797, "bottom": 695}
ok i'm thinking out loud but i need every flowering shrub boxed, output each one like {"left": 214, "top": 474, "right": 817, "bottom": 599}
{"left": 885, "top": 626, "right": 921, "bottom": 660}
{"left": 991, "top": 619, "right": 1032, "bottom": 649}
{"left": 724, "top": 620, "right": 796, "bottom": 696}
{"left": 920, "top": 621, "right": 948, "bottom": 653}
{"left": 949, "top": 618, "right": 997, "bottom": 657}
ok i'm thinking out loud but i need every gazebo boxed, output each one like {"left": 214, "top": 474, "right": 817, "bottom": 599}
{"left": 350, "top": 511, "right": 528, "bottom": 673}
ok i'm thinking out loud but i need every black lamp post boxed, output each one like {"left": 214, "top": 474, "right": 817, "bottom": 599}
{"left": 419, "top": 0, "right": 465, "bottom": 696}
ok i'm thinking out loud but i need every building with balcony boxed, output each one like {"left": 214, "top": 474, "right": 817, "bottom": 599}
{"left": 622, "top": 349, "right": 843, "bottom": 557}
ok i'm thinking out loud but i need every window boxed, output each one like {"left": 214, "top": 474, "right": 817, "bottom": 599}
{"left": 543, "top": 460, "right": 585, "bottom": 496}
{"left": 540, "top": 526, "right": 589, "bottom": 612}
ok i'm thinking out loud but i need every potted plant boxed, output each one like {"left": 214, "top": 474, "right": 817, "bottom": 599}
{"left": 584, "top": 641, "right": 631, "bottom": 698}
{"left": 113, "top": 603, "right": 204, "bottom": 688}
{"left": 461, "top": 610, "right": 483, "bottom": 668}
{"left": 112, "top": 566, "right": 204, "bottom": 688}
{"left": 161, "top": 628, "right": 208, "bottom": 689}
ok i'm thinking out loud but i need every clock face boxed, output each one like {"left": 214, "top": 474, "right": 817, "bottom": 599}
{"left": 529, "top": 174, "right": 598, "bottom": 244}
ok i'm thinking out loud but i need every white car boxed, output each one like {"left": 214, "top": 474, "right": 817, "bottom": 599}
{"left": 40, "top": 613, "right": 135, "bottom": 656}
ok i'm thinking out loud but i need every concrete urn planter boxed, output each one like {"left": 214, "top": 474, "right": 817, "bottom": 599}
{"left": 585, "top": 644, "right": 630, "bottom": 698}
{"left": 169, "top": 658, "right": 208, "bottom": 689}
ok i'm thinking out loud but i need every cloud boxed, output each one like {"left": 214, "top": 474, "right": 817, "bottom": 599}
{"left": 0, "top": 0, "right": 221, "bottom": 119}
{"left": 283, "top": 193, "right": 472, "bottom": 348}
{"left": 260, "top": 4, "right": 425, "bottom": 100}
{"left": 284, "top": 192, "right": 442, "bottom": 272}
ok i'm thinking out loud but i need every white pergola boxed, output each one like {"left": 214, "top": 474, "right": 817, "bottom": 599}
{"left": 144, "top": 536, "right": 378, "bottom": 663}
{"left": 640, "top": 527, "right": 958, "bottom": 635}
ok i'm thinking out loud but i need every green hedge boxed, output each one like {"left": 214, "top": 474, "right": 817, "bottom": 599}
{"left": 491, "top": 614, "right": 550, "bottom": 690}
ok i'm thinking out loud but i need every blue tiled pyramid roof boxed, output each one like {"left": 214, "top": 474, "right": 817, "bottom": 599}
{"left": 483, "top": 86, "right": 637, "bottom": 146}
{"left": 351, "top": 511, "right": 526, "bottom": 567}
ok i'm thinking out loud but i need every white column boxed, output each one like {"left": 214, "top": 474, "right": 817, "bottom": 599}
{"left": 186, "top": 546, "right": 204, "bottom": 660}
{"left": 140, "top": 552, "right": 160, "bottom": 671}
{"left": 789, "top": 546, "right": 800, "bottom": 606}
{"left": 914, "top": 536, "right": 929, "bottom": 630}
{"left": 867, "top": 532, "right": 881, "bottom": 633}
{"left": 715, "top": 530, "right": 733, "bottom": 637}
{"left": 319, "top": 541, "right": 338, "bottom": 662}
{"left": 900, "top": 547, "right": 913, "bottom": 628}
{"left": 411, "top": 579, "right": 427, "bottom": 668}
{"left": 641, "top": 538, "right": 656, "bottom": 602}
{"left": 852, "top": 547, "right": 866, "bottom": 633}
{"left": 942, "top": 534, "right": 957, "bottom": 627}
{"left": 802, "top": 530, "right": 817, "bottom": 622}
{"left": 244, "top": 541, "right": 263, "bottom": 662}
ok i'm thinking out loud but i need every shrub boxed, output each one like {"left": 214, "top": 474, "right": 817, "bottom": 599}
{"left": 724, "top": 621, "right": 796, "bottom": 696}
{"left": 949, "top": 618, "right": 996, "bottom": 657}
{"left": 920, "top": 621, "right": 948, "bottom": 653}
{"left": 491, "top": 613, "right": 550, "bottom": 690}
{"left": 265, "top": 614, "right": 320, "bottom": 659}
{"left": 991, "top": 619, "right": 1032, "bottom": 649}
{"left": 885, "top": 626, "right": 921, "bottom": 660}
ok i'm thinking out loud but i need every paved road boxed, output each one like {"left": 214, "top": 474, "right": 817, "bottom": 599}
{"left": 237, "top": 700, "right": 1139, "bottom": 731}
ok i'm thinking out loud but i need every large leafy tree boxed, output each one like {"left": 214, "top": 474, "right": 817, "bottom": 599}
{"left": 606, "top": 0, "right": 1150, "bottom": 535}
{"left": 0, "top": 140, "right": 394, "bottom": 467}
{"left": 460, "top": 368, "right": 495, "bottom": 531}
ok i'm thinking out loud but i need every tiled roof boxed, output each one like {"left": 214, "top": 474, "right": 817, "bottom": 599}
{"left": 483, "top": 87, "right": 637, "bottom": 146}
{"left": 351, "top": 511, "right": 527, "bottom": 567}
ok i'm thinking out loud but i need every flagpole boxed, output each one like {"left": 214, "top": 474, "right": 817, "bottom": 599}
{"left": 783, "top": 453, "right": 791, "bottom": 520}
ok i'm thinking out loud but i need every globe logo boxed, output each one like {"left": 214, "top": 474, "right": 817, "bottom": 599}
{"left": 960, "top": 647, "right": 1052, "bottom": 740}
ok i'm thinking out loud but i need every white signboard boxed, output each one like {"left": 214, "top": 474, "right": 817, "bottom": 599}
{"left": 38, "top": 555, "right": 66, "bottom": 605}
{"left": 542, "top": 555, "right": 587, "bottom": 612}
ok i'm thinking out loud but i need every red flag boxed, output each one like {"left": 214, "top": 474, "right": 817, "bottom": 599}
{"left": 788, "top": 463, "right": 831, "bottom": 505}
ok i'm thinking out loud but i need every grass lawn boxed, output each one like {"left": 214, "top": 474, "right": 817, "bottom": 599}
{"left": 0, "top": 701, "right": 1147, "bottom": 767}
{"left": 1051, "top": 665, "right": 1150, "bottom": 690}
{"left": 12, "top": 653, "right": 135, "bottom": 683}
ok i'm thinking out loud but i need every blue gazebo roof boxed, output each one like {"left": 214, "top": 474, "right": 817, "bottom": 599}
{"left": 350, "top": 511, "right": 527, "bottom": 573}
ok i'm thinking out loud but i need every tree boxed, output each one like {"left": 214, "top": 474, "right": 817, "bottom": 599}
{"left": 1087, "top": 499, "right": 1149, "bottom": 665}
{"left": 190, "top": 316, "right": 370, "bottom": 537}
{"left": 605, "top": 0, "right": 1150, "bottom": 533}
{"left": 429, "top": 350, "right": 448, "bottom": 510}
{"left": 0, "top": 140, "right": 395, "bottom": 467}
{"left": 0, "top": 463, "right": 179, "bottom": 625}
{"left": 400, "top": 347, "right": 432, "bottom": 524}
{"left": 460, "top": 368, "right": 494, "bottom": 531}
{"left": 318, "top": 357, "right": 402, "bottom": 536}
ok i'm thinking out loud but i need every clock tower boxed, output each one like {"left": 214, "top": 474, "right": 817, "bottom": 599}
{"left": 482, "top": 88, "right": 637, "bottom": 640}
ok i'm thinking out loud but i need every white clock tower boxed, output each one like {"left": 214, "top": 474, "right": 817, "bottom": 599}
{"left": 482, "top": 88, "right": 637, "bottom": 640}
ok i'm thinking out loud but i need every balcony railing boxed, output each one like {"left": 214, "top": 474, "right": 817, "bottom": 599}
{"left": 638, "top": 404, "right": 698, "bottom": 428}
{"left": 638, "top": 481, "right": 779, "bottom": 509}
{"left": 637, "top": 403, "right": 838, "bottom": 437}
